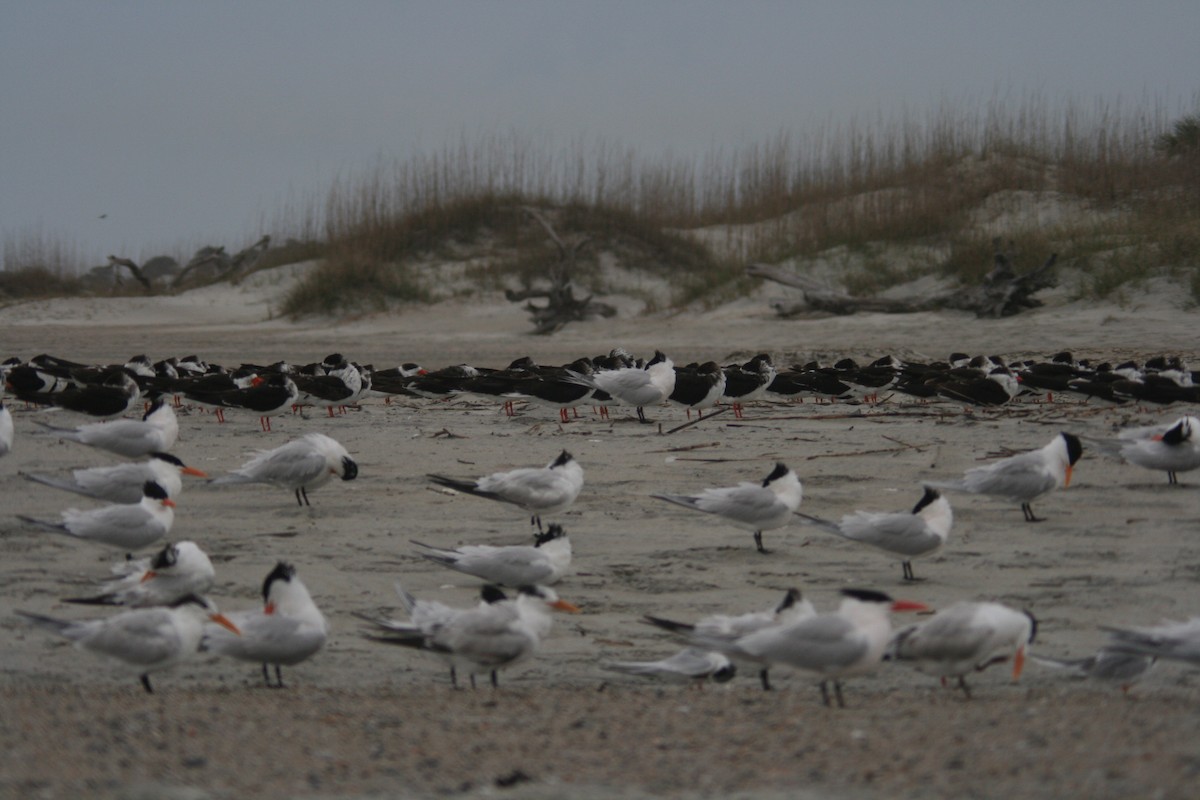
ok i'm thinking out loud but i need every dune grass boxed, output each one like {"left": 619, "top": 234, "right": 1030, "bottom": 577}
{"left": 5, "top": 95, "right": 1198, "bottom": 313}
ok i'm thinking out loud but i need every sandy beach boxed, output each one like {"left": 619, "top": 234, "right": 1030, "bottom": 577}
{"left": 2, "top": 271, "right": 1199, "bottom": 799}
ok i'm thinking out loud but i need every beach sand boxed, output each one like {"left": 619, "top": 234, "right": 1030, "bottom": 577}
{"left": 2, "top": 273, "right": 1199, "bottom": 798}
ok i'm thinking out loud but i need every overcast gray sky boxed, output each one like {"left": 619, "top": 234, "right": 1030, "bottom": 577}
{"left": 3, "top": 1, "right": 1198, "bottom": 267}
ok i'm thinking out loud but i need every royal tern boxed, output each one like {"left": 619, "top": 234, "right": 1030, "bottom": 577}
{"left": 0, "top": 401, "right": 11, "bottom": 457}
{"left": 16, "top": 594, "right": 239, "bottom": 693}
{"left": 798, "top": 487, "right": 952, "bottom": 581}
{"left": 567, "top": 350, "right": 675, "bottom": 423}
{"left": 204, "top": 562, "right": 328, "bottom": 687}
{"left": 209, "top": 432, "right": 358, "bottom": 506}
{"left": 1090, "top": 416, "right": 1200, "bottom": 485}
{"left": 688, "top": 588, "right": 928, "bottom": 707}
{"left": 888, "top": 601, "right": 1037, "bottom": 698}
{"left": 412, "top": 523, "right": 572, "bottom": 586}
{"left": 357, "top": 582, "right": 508, "bottom": 686}
{"left": 17, "top": 480, "right": 175, "bottom": 551}
{"left": 928, "top": 432, "right": 1082, "bottom": 522}
{"left": 32, "top": 398, "right": 179, "bottom": 458}
{"left": 1101, "top": 616, "right": 1200, "bottom": 666}
{"left": 428, "top": 450, "right": 583, "bottom": 532}
{"left": 365, "top": 584, "right": 579, "bottom": 688}
{"left": 24, "top": 451, "right": 207, "bottom": 503}
{"left": 602, "top": 647, "right": 736, "bottom": 687}
{"left": 64, "top": 540, "right": 215, "bottom": 608}
{"left": 643, "top": 588, "right": 813, "bottom": 690}
{"left": 1032, "top": 648, "right": 1156, "bottom": 693}
{"left": 652, "top": 462, "right": 802, "bottom": 553}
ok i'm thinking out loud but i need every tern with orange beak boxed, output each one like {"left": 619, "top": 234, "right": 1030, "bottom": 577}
{"left": 929, "top": 432, "right": 1082, "bottom": 522}
{"left": 64, "top": 540, "right": 215, "bottom": 608}
{"left": 888, "top": 601, "right": 1037, "bottom": 698}
{"left": 204, "top": 562, "right": 328, "bottom": 688}
{"left": 17, "top": 480, "right": 176, "bottom": 551}
{"left": 25, "top": 451, "right": 207, "bottom": 503}
{"left": 16, "top": 594, "right": 239, "bottom": 693}
{"left": 688, "top": 588, "right": 928, "bottom": 707}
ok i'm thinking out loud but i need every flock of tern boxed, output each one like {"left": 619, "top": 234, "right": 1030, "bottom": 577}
{"left": 2, "top": 345, "right": 1199, "bottom": 703}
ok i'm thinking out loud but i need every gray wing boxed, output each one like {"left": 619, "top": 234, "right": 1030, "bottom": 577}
{"left": 740, "top": 615, "right": 867, "bottom": 672}
{"left": 83, "top": 609, "right": 183, "bottom": 667}
{"left": 223, "top": 443, "right": 328, "bottom": 488}
{"left": 437, "top": 606, "right": 532, "bottom": 667}
{"left": 478, "top": 468, "right": 576, "bottom": 510}
{"left": 960, "top": 453, "right": 1056, "bottom": 501}
{"left": 442, "top": 547, "right": 556, "bottom": 586}
{"left": 837, "top": 511, "right": 942, "bottom": 557}
{"left": 892, "top": 608, "right": 993, "bottom": 662}
{"left": 206, "top": 613, "right": 326, "bottom": 664}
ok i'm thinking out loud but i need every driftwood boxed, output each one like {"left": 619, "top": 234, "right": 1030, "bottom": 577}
{"left": 108, "top": 236, "right": 272, "bottom": 294}
{"left": 505, "top": 207, "right": 616, "bottom": 335}
{"left": 106, "top": 256, "right": 152, "bottom": 293}
{"left": 751, "top": 241, "right": 1058, "bottom": 319}
{"left": 172, "top": 235, "right": 271, "bottom": 288}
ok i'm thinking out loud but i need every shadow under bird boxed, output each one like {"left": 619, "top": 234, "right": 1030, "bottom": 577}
{"left": 927, "top": 431, "right": 1082, "bottom": 522}
{"left": 652, "top": 462, "right": 802, "bottom": 553}
{"left": 31, "top": 398, "right": 179, "bottom": 458}
{"left": 797, "top": 486, "right": 952, "bottom": 581}
{"left": 427, "top": 450, "right": 583, "bottom": 532}
{"left": 24, "top": 451, "right": 207, "bottom": 503}
{"left": 888, "top": 601, "right": 1037, "bottom": 698}
{"left": 16, "top": 594, "right": 239, "bottom": 694}
{"left": 64, "top": 540, "right": 215, "bottom": 608}
{"left": 209, "top": 432, "right": 358, "bottom": 506}
{"left": 18, "top": 480, "right": 176, "bottom": 551}
{"left": 412, "top": 523, "right": 572, "bottom": 586}
{"left": 203, "top": 562, "right": 328, "bottom": 688}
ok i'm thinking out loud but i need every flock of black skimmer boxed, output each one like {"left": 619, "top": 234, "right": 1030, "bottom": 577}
{"left": 2, "top": 346, "right": 1198, "bottom": 702}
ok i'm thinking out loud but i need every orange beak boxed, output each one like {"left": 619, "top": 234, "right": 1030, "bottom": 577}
{"left": 1012, "top": 646, "right": 1026, "bottom": 680}
{"left": 210, "top": 613, "right": 241, "bottom": 635}
{"left": 163, "top": 498, "right": 177, "bottom": 508}
{"left": 139, "top": 570, "right": 157, "bottom": 583}
{"left": 182, "top": 466, "right": 208, "bottom": 478}
{"left": 890, "top": 600, "right": 929, "bottom": 613}
{"left": 1063, "top": 464, "right": 1073, "bottom": 488}
{"left": 264, "top": 602, "right": 276, "bottom": 615}
{"left": 550, "top": 600, "right": 581, "bottom": 614}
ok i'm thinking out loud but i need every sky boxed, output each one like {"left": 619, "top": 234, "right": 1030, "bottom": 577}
{"left": 2, "top": 1, "right": 1198, "bottom": 269}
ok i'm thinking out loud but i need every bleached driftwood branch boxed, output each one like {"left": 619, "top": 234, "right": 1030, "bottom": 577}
{"left": 750, "top": 241, "right": 1058, "bottom": 319}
